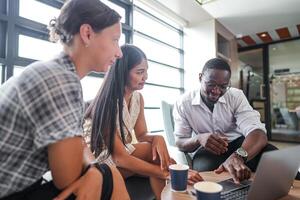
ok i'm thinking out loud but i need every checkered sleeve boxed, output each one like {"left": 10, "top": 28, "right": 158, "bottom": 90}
{"left": 18, "top": 63, "right": 84, "bottom": 149}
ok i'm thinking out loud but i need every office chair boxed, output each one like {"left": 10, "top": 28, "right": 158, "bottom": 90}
{"left": 160, "top": 100, "right": 192, "bottom": 168}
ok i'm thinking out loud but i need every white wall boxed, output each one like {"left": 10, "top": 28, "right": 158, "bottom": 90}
{"left": 183, "top": 20, "right": 216, "bottom": 90}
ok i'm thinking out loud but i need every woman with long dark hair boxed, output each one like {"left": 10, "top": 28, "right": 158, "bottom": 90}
{"left": 0, "top": 0, "right": 129, "bottom": 199}
{"left": 85, "top": 44, "right": 203, "bottom": 199}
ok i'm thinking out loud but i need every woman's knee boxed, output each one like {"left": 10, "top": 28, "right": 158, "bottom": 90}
{"left": 132, "top": 142, "right": 154, "bottom": 163}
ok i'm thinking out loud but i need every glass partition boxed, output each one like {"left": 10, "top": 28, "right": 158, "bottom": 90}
{"left": 269, "top": 40, "right": 300, "bottom": 141}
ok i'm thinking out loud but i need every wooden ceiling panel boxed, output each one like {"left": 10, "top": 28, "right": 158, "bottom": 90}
{"left": 276, "top": 27, "right": 291, "bottom": 39}
{"left": 242, "top": 36, "right": 256, "bottom": 46}
{"left": 238, "top": 25, "right": 299, "bottom": 49}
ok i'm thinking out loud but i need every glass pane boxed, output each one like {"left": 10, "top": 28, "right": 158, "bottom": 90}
{"left": 18, "top": 35, "right": 62, "bottom": 61}
{"left": 141, "top": 85, "right": 181, "bottom": 107}
{"left": 0, "top": 0, "right": 6, "bottom": 15}
{"left": 102, "top": 0, "right": 126, "bottom": 24}
{"left": 147, "top": 61, "right": 181, "bottom": 88}
{"left": 134, "top": 1, "right": 181, "bottom": 29}
{"left": 0, "top": 21, "right": 6, "bottom": 58}
{"left": 13, "top": 66, "right": 25, "bottom": 77}
{"left": 120, "top": 33, "right": 126, "bottom": 46}
{"left": 133, "top": 11, "right": 181, "bottom": 48}
{"left": 0, "top": 64, "right": 2, "bottom": 84}
{"left": 133, "top": 34, "right": 181, "bottom": 67}
{"left": 144, "top": 108, "right": 164, "bottom": 132}
{"left": 269, "top": 40, "right": 300, "bottom": 141}
{"left": 81, "top": 76, "right": 104, "bottom": 101}
{"left": 19, "top": 0, "right": 60, "bottom": 25}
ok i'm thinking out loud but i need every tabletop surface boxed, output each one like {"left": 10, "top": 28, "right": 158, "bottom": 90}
{"left": 161, "top": 171, "right": 300, "bottom": 200}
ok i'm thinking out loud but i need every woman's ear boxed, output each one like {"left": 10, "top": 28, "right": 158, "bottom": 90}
{"left": 79, "top": 24, "right": 93, "bottom": 47}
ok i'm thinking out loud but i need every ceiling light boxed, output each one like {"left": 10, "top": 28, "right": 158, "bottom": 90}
{"left": 236, "top": 34, "right": 243, "bottom": 39}
{"left": 195, "top": 0, "right": 216, "bottom": 5}
{"left": 261, "top": 33, "right": 267, "bottom": 37}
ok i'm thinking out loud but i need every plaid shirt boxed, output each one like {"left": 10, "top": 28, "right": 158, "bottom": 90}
{"left": 0, "top": 52, "right": 84, "bottom": 197}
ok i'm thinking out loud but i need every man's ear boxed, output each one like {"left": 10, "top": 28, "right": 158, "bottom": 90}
{"left": 79, "top": 24, "right": 93, "bottom": 47}
{"left": 199, "top": 73, "right": 202, "bottom": 82}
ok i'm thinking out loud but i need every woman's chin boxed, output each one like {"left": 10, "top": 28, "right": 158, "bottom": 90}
{"left": 94, "top": 65, "right": 110, "bottom": 73}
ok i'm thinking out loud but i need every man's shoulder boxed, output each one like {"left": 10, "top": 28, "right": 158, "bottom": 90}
{"left": 177, "top": 89, "right": 197, "bottom": 104}
{"left": 224, "top": 87, "right": 245, "bottom": 99}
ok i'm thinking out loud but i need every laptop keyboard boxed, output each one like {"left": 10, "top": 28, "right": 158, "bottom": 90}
{"left": 221, "top": 186, "right": 250, "bottom": 200}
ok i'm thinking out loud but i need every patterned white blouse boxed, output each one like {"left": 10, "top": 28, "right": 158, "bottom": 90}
{"left": 84, "top": 91, "right": 141, "bottom": 166}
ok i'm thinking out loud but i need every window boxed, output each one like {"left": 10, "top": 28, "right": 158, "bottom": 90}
{"left": 0, "top": 64, "right": 3, "bottom": 84}
{"left": 141, "top": 85, "right": 181, "bottom": 107}
{"left": 19, "top": 0, "right": 60, "bottom": 25}
{"left": 3, "top": 0, "right": 129, "bottom": 102}
{"left": 0, "top": 21, "right": 6, "bottom": 58}
{"left": 81, "top": 76, "right": 104, "bottom": 102}
{"left": 133, "top": 11, "right": 181, "bottom": 48}
{"left": 133, "top": 2, "right": 184, "bottom": 133}
{"left": 18, "top": 35, "right": 62, "bottom": 61}
{"left": 133, "top": 34, "right": 181, "bottom": 67}
{"left": 0, "top": 0, "right": 6, "bottom": 15}
{"left": 147, "top": 62, "right": 182, "bottom": 88}
{"left": 13, "top": 66, "right": 25, "bottom": 77}
{"left": 102, "top": 0, "right": 126, "bottom": 24}
{"left": 1, "top": 0, "right": 183, "bottom": 134}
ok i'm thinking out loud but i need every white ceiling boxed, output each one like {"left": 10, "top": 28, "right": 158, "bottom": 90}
{"left": 155, "top": 0, "right": 213, "bottom": 26}
{"left": 202, "top": 0, "right": 300, "bottom": 37}
{"left": 157, "top": 0, "right": 300, "bottom": 38}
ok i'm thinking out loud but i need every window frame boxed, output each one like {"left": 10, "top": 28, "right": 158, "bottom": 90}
{"left": 0, "top": 0, "right": 184, "bottom": 133}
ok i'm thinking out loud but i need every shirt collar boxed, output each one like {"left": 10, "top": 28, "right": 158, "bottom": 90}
{"left": 56, "top": 52, "right": 77, "bottom": 73}
{"left": 191, "top": 88, "right": 227, "bottom": 106}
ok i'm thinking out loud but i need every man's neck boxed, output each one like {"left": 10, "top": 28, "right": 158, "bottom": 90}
{"left": 200, "top": 92, "right": 214, "bottom": 112}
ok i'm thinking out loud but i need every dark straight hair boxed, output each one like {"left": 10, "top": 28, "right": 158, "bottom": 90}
{"left": 85, "top": 44, "right": 147, "bottom": 157}
{"left": 48, "top": 0, "right": 121, "bottom": 45}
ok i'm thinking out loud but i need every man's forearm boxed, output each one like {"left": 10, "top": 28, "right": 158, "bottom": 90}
{"left": 175, "top": 136, "right": 200, "bottom": 152}
{"left": 241, "top": 130, "right": 268, "bottom": 161}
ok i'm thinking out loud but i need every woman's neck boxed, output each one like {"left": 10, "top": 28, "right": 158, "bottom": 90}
{"left": 64, "top": 41, "right": 91, "bottom": 79}
{"left": 124, "top": 87, "right": 134, "bottom": 106}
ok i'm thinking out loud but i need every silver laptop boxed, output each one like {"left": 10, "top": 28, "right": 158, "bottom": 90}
{"left": 218, "top": 145, "right": 300, "bottom": 200}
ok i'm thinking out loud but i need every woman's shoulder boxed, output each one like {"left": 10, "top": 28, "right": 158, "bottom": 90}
{"left": 132, "top": 91, "right": 142, "bottom": 99}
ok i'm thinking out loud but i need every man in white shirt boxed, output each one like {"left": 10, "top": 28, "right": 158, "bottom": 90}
{"left": 173, "top": 58, "right": 277, "bottom": 183}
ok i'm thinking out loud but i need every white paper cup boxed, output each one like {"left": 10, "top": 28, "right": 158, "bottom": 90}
{"left": 194, "top": 181, "right": 223, "bottom": 200}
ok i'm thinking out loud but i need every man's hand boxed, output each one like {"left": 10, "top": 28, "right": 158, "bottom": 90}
{"left": 54, "top": 167, "right": 102, "bottom": 200}
{"left": 197, "top": 133, "right": 228, "bottom": 155}
{"left": 214, "top": 153, "right": 251, "bottom": 184}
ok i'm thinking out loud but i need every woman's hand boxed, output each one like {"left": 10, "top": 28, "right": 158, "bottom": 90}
{"left": 152, "top": 135, "right": 172, "bottom": 170}
{"left": 187, "top": 169, "right": 203, "bottom": 185}
{"left": 54, "top": 167, "right": 102, "bottom": 200}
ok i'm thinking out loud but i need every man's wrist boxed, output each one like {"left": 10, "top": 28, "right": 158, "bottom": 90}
{"left": 234, "top": 147, "right": 248, "bottom": 163}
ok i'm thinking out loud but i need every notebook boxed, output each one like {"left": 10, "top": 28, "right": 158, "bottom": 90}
{"left": 218, "top": 145, "right": 300, "bottom": 200}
